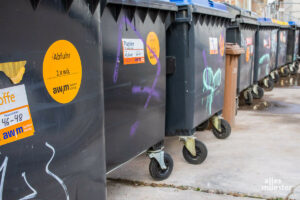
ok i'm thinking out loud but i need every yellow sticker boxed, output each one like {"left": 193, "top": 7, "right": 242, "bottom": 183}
{"left": 43, "top": 40, "right": 82, "bottom": 104}
{"left": 146, "top": 32, "right": 160, "bottom": 65}
{"left": 0, "top": 61, "right": 26, "bottom": 84}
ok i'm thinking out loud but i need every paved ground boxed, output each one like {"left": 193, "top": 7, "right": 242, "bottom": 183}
{"left": 107, "top": 74, "right": 300, "bottom": 200}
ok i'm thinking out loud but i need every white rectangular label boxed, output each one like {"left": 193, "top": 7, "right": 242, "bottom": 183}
{"left": 0, "top": 84, "right": 28, "bottom": 113}
{"left": 122, "top": 38, "right": 145, "bottom": 64}
{"left": 0, "top": 107, "right": 31, "bottom": 129}
{"left": 209, "top": 37, "right": 218, "bottom": 54}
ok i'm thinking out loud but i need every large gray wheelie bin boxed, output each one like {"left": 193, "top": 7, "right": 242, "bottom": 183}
{"left": 165, "top": 0, "right": 233, "bottom": 165}
{"left": 287, "top": 21, "right": 300, "bottom": 74}
{"left": 253, "top": 18, "right": 279, "bottom": 94}
{"left": 0, "top": 1, "right": 106, "bottom": 199}
{"left": 276, "top": 21, "right": 290, "bottom": 77}
{"left": 225, "top": 4, "right": 259, "bottom": 105}
{"left": 102, "top": 0, "right": 177, "bottom": 180}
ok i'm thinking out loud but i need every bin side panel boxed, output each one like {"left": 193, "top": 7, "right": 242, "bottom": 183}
{"left": 294, "top": 30, "right": 299, "bottom": 62}
{"left": 103, "top": 7, "right": 167, "bottom": 171}
{"left": 287, "top": 29, "right": 295, "bottom": 64}
{"left": 166, "top": 22, "right": 194, "bottom": 135}
{"left": 0, "top": 0, "right": 106, "bottom": 199}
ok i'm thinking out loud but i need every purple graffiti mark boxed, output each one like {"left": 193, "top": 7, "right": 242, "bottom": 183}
{"left": 113, "top": 17, "right": 125, "bottom": 83}
{"left": 113, "top": 16, "right": 161, "bottom": 135}
{"left": 132, "top": 86, "right": 160, "bottom": 100}
{"left": 122, "top": 16, "right": 161, "bottom": 109}
{"left": 202, "top": 50, "right": 208, "bottom": 67}
{"left": 130, "top": 121, "right": 140, "bottom": 136}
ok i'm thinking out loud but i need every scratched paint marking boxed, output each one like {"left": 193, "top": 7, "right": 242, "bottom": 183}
{"left": 0, "top": 157, "right": 8, "bottom": 200}
{"left": 113, "top": 16, "right": 161, "bottom": 136}
{"left": 259, "top": 53, "right": 270, "bottom": 76}
{"left": 130, "top": 121, "right": 140, "bottom": 136}
{"left": 45, "top": 142, "right": 69, "bottom": 200}
{"left": 202, "top": 50, "right": 222, "bottom": 115}
{"left": 19, "top": 172, "right": 37, "bottom": 200}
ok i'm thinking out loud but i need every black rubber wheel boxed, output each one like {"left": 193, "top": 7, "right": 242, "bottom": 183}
{"left": 273, "top": 72, "right": 280, "bottom": 83}
{"left": 295, "top": 63, "right": 299, "bottom": 72}
{"left": 265, "top": 79, "right": 274, "bottom": 91}
{"left": 182, "top": 140, "right": 207, "bottom": 165}
{"left": 149, "top": 152, "right": 173, "bottom": 181}
{"left": 290, "top": 66, "right": 297, "bottom": 75}
{"left": 212, "top": 119, "right": 231, "bottom": 139}
{"left": 281, "top": 67, "right": 289, "bottom": 77}
{"left": 244, "top": 90, "right": 253, "bottom": 105}
{"left": 252, "top": 86, "right": 264, "bottom": 99}
{"left": 196, "top": 120, "right": 209, "bottom": 131}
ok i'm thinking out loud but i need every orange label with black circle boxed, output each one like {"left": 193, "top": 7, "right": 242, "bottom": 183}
{"left": 43, "top": 40, "right": 82, "bottom": 104}
{"left": 146, "top": 32, "right": 160, "bottom": 65}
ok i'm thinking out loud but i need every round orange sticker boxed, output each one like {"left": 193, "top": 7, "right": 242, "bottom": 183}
{"left": 43, "top": 40, "right": 82, "bottom": 104}
{"left": 219, "top": 34, "right": 225, "bottom": 57}
{"left": 146, "top": 32, "right": 160, "bottom": 65}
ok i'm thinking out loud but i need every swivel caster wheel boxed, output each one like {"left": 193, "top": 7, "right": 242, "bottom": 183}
{"left": 244, "top": 90, "right": 253, "bottom": 105}
{"left": 196, "top": 120, "right": 209, "bottom": 131}
{"left": 252, "top": 86, "right": 264, "bottom": 99}
{"left": 264, "top": 78, "right": 274, "bottom": 91}
{"left": 274, "top": 72, "right": 280, "bottom": 83}
{"left": 290, "top": 66, "right": 297, "bottom": 75}
{"left": 212, "top": 119, "right": 231, "bottom": 139}
{"left": 271, "top": 72, "right": 280, "bottom": 83}
{"left": 280, "top": 67, "right": 289, "bottom": 77}
{"left": 149, "top": 152, "right": 173, "bottom": 181}
{"left": 182, "top": 140, "right": 207, "bottom": 165}
{"left": 295, "top": 63, "right": 299, "bottom": 72}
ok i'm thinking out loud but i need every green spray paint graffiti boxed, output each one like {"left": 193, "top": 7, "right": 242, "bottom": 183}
{"left": 201, "top": 50, "right": 222, "bottom": 115}
{"left": 259, "top": 53, "right": 270, "bottom": 76}
{"left": 203, "top": 67, "right": 222, "bottom": 115}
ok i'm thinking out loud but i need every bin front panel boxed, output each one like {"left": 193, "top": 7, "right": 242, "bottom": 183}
{"left": 166, "top": 11, "right": 229, "bottom": 135}
{"left": 255, "top": 29, "right": 274, "bottom": 81}
{"left": 294, "top": 30, "right": 299, "bottom": 62}
{"left": 193, "top": 20, "right": 226, "bottom": 125}
{"left": 270, "top": 29, "right": 278, "bottom": 71}
{"left": 103, "top": 6, "right": 167, "bottom": 171}
{"left": 277, "top": 29, "right": 288, "bottom": 67}
{"left": 238, "top": 27, "right": 256, "bottom": 92}
{"left": 0, "top": 1, "right": 106, "bottom": 199}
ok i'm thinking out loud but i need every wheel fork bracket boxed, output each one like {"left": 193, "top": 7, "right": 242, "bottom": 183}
{"left": 252, "top": 84, "right": 258, "bottom": 95}
{"left": 211, "top": 116, "right": 222, "bottom": 132}
{"left": 148, "top": 150, "right": 167, "bottom": 170}
{"left": 270, "top": 71, "right": 275, "bottom": 79}
{"left": 180, "top": 136, "right": 196, "bottom": 157}
{"left": 263, "top": 78, "right": 269, "bottom": 88}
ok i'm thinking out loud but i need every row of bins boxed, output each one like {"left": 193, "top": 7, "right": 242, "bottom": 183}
{"left": 1, "top": 0, "right": 300, "bottom": 199}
